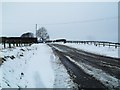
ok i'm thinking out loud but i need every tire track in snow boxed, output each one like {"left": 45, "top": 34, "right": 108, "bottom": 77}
{"left": 48, "top": 44, "right": 120, "bottom": 89}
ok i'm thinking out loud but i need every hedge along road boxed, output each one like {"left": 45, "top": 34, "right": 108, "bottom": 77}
{"left": 48, "top": 44, "right": 120, "bottom": 89}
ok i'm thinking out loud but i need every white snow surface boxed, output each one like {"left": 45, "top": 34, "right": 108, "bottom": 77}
{"left": 62, "top": 43, "right": 119, "bottom": 58}
{"left": 0, "top": 43, "right": 119, "bottom": 89}
{"left": 0, "top": 44, "right": 76, "bottom": 88}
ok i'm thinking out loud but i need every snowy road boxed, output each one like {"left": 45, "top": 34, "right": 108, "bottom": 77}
{"left": 48, "top": 44, "right": 120, "bottom": 89}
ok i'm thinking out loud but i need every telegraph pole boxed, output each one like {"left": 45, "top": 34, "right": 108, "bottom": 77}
{"left": 36, "top": 24, "right": 37, "bottom": 37}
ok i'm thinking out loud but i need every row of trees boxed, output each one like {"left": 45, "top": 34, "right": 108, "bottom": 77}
{"left": 21, "top": 27, "right": 50, "bottom": 42}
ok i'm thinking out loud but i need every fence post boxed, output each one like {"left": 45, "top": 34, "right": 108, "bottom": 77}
{"left": 9, "top": 43, "right": 11, "bottom": 48}
{"left": 115, "top": 44, "right": 117, "bottom": 48}
{"left": 103, "top": 43, "right": 105, "bottom": 47}
{"left": 16, "top": 43, "right": 18, "bottom": 47}
{"left": 4, "top": 41, "right": 6, "bottom": 48}
{"left": 13, "top": 42, "right": 15, "bottom": 47}
{"left": 109, "top": 43, "right": 110, "bottom": 47}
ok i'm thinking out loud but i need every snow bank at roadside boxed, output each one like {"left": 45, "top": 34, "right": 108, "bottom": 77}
{"left": 50, "top": 53, "right": 77, "bottom": 88}
{"left": 0, "top": 44, "right": 76, "bottom": 89}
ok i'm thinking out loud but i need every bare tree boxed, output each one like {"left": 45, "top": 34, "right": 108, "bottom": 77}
{"left": 36, "top": 27, "right": 50, "bottom": 42}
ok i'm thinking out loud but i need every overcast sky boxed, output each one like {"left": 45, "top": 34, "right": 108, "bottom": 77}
{"left": 2, "top": 2, "right": 118, "bottom": 42}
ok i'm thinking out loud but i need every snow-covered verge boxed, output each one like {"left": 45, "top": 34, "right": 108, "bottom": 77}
{"left": 50, "top": 54, "right": 77, "bottom": 88}
{"left": 62, "top": 43, "right": 119, "bottom": 58}
{"left": 0, "top": 45, "right": 39, "bottom": 88}
{"left": 0, "top": 44, "right": 76, "bottom": 89}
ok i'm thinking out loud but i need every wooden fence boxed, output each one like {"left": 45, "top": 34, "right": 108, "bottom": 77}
{"left": 0, "top": 37, "right": 37, "bottom": 48}
{"left": 66, "top": 41, "right": 120, "bottom": 48}
{"left": 0, "top": 37, "right": 119, "bottom": 48}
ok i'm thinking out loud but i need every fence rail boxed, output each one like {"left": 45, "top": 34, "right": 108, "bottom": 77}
{"left": 66, "top": 41, "right": 120, "bottom": 48}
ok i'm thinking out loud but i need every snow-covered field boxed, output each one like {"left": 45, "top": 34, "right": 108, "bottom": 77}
{"left": 0, "top": 42, "right": 119, "bottom": 89}
{"left": 63, "top": 43, "right": 119, "bottom": 58}
{"left": 0, "top": 44, "right": 76, "bottom": 89}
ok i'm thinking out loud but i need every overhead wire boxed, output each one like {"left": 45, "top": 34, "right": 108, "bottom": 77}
{"left": 37, "top": 16, "right": 119, "bottom": 26}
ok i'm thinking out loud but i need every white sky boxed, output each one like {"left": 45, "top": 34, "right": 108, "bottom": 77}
{"left": 1, "top": 0, "right": 120, "bottom": 2}
{"left": 1, "top": 2, "right": 119, "bottom": 42}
